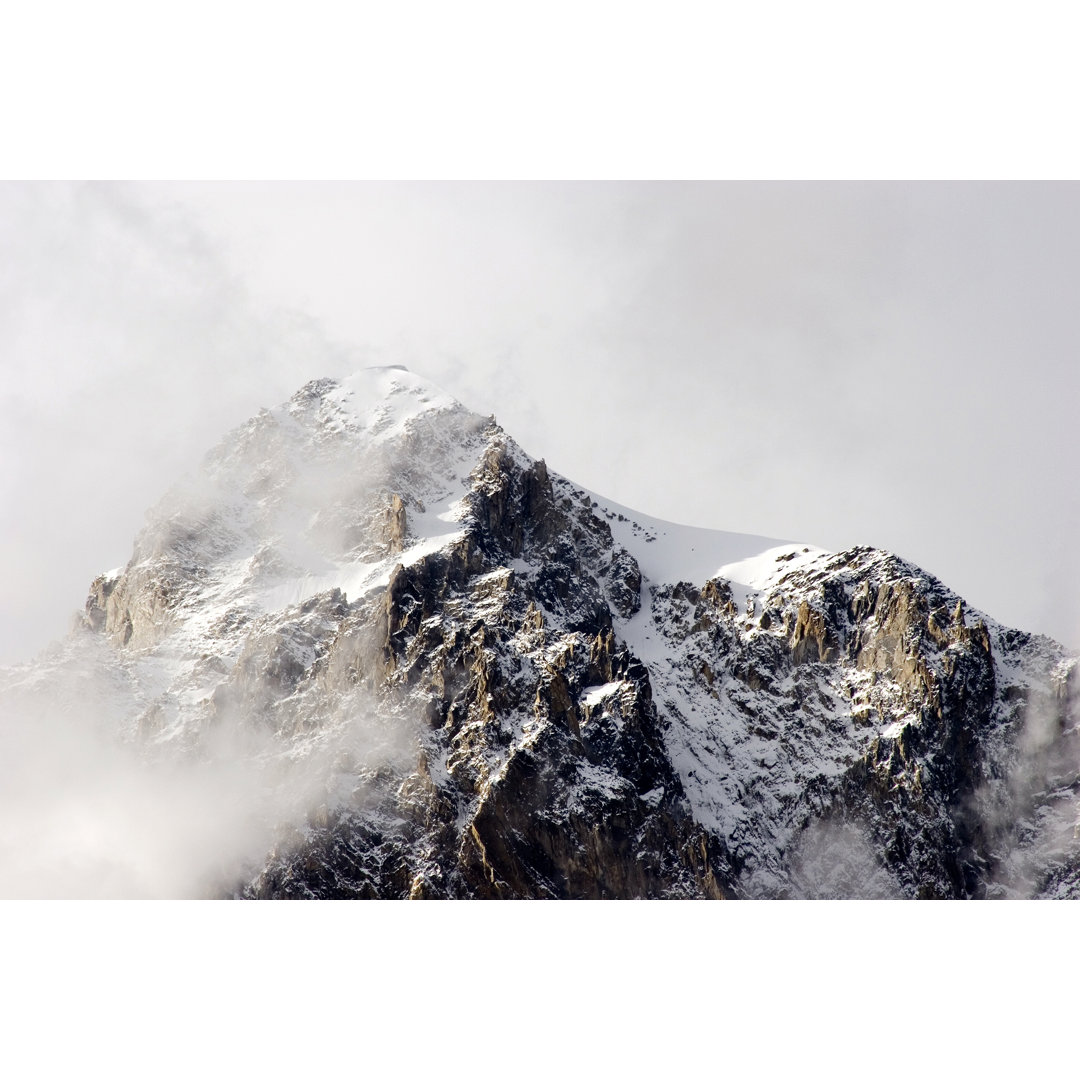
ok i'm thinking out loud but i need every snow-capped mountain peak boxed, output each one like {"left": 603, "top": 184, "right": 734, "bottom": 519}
{"left": 3, "top": 368, "right": 1079, "bottom": 899}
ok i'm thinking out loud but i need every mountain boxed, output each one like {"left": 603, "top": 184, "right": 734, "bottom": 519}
{"left": 4, "top": 366, "right": 1079, "bottom": 898}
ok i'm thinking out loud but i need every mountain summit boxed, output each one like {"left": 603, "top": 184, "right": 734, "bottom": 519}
{"left": 5, "top": 367, "right": 1080, "bottom": 898}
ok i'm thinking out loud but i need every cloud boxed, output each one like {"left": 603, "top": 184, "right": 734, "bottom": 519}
{"left": 123, "top": 181, "right": 1080, "bottom": 652}
{"left": 0, "top": 628, "right": 421, "bottom": 899}
{"left": 0, "top": 181, "right": 358, "bottom": 664}
{"left": 6, "top": 179, "right": 1080, "bottom": 660}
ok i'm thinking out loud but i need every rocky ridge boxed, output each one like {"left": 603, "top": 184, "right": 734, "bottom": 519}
{"left": 5, "top": 366, "right": 1080, "bottom": 898}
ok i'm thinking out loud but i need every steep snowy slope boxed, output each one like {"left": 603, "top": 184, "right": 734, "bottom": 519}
{"left": 4, "top": 366, "right": 1079, "bottom": 898}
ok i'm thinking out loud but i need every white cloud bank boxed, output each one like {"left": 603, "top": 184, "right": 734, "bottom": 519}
{"left": 4, "top": 180, "right": 1080, "bottom": 669}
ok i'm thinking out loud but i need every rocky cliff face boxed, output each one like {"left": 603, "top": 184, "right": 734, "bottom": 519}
{"left": 5, "top": 366, "right": 1079, "bottom": 898}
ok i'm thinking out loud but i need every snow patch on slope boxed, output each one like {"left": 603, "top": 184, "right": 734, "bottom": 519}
{"left": 327, "top": 366, "right": 461, "bottom": 440}
{"left": 585, "top": 488, "right": 829, "bottom": 593}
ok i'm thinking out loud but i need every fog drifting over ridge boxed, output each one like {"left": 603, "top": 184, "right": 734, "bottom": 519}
{"left": 3, "top": 180, "right": 1080, "bottom": 666}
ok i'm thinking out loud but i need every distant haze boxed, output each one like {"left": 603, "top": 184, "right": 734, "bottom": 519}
{"left": 2, "top": 180, "right": 1079, "bottom": 663}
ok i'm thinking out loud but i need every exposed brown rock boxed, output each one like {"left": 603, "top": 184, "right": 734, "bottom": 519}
{"left": 384, "top": 493, "right": 407, "bottom": 554}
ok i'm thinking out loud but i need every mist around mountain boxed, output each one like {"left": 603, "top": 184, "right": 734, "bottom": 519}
{"left": 3, "top": 366, "right": 1079, "bottom": 899}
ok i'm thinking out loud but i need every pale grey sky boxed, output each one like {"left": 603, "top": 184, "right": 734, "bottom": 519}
{"left": 3, "top": 180, "right": 1079, "bottom": 663}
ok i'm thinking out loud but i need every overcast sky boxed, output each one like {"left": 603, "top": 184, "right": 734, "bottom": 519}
{"left": 3, "top": 179, "right": 1079, "bottom": 663}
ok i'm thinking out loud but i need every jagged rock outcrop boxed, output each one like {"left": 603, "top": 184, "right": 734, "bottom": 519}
{"left": 5, "top": 366, "right": 1080, "bottom": 899}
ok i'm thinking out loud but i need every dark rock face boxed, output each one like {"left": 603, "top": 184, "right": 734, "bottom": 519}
{"left": 233, "top": 446, "right": 1080, "bottom": 900}
{"left": 21, "top": 370, "right": 1080, "bottom": 899}
{"left": 714, "top": 548, "right": 1078, "bottom": 898}
{"left": 238, "top": 435, "right": 728, "bottom": 899}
